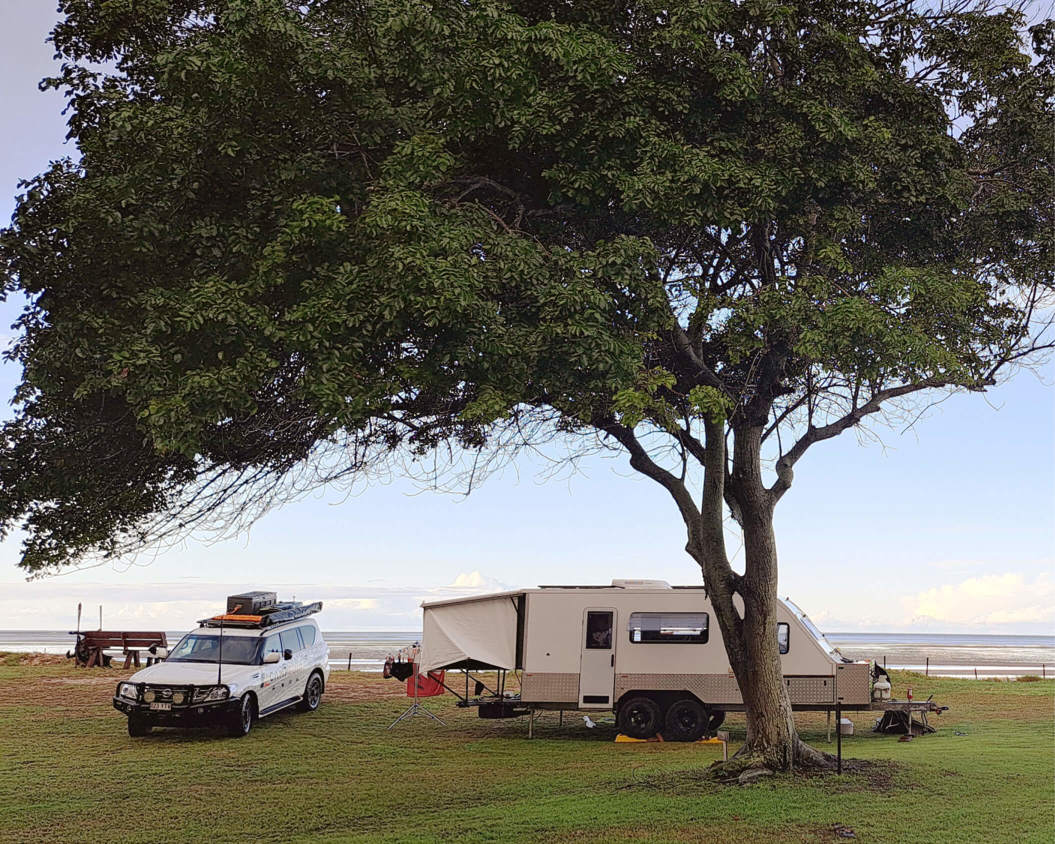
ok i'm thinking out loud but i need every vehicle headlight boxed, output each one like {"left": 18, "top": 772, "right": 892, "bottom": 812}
{"left": 172, "top": 691, "right": 186, "bottom": 704}
{"left": 192, "top": 685, "right": 230, "bottom": 703}
{"left": 143, "top": 689, "right": 156, "bottom": 703}
{"left": 118, "top": 683, "right": 137, "bottom": 700}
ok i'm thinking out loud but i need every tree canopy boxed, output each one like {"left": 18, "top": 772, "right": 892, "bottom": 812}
{"left": 2, "top": 0, "right": 1051, "bottom": 579}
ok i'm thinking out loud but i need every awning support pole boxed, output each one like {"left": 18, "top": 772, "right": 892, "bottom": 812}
{"left": 836, "top": 702, "right": 842, "bottom": 774}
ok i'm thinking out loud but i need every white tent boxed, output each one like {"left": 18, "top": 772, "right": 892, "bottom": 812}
{"left": 418, "top": 592, "right": 522, "bottom": 672}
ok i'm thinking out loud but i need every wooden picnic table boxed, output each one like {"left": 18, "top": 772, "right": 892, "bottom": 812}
{"left": 70, "top": 631, "right": 168, "bottom": 669}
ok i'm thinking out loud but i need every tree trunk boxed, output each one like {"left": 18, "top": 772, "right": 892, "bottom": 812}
{"left": 688, "top": 420, "right": 835, "bottom": 773}
{"left": 689, "top": 497, "right": 833, "bottom": 772}
{"left": 612, "top": 415, "right": 834, "bottom": 773}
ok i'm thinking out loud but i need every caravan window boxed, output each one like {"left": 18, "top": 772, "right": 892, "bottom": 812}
{"left": 628, "top": 612, "right": 708, "bottom": 644}
{"left": 585, "top": 611, "right": 613, "bottom": 649}
{"left": 778, "top": 622, "right": 790, "bottom": 654}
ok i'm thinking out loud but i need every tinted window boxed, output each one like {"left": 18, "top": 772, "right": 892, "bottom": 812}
{"left": 167, "top": 634, "right": 258, "bottom": 665}
{"left": 280, "top": 628, "right": 302, "bottom": 654}
{"left": 299, "top": 625, "right": 316, "bottom": 647}
{"left": 778, "top": 623, "right": 790, "bottom": 654}
{"left": 628, "top": 612, "right": 708, "bottom": 644}
{"left": 261, "top": 635, "right": 282, "bottom": 661}
{"left": 585, "top": 612, "right": 613, "bottom": 650}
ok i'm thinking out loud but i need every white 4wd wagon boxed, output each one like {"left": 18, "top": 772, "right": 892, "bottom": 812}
{"left": 113, "top": 592, "right": 330, "bottom": 738}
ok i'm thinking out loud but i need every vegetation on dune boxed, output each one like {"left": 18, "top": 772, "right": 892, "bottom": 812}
{"left": 0, "top": 663, "right": 1052, "bottom": 843}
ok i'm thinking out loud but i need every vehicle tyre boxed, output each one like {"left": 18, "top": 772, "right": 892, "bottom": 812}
{"left": 617, "top": 695, "right": 663, "bottom": 739}
{"left": 664, "top": 698, "right": 707, "bottom": 742}
{"left": 299, "top": 671, "right": 324, "bottom": 712}
{"left": 127, "top": 716, "right": 152, "bottom": 737}
{"left": 226, "top": 693, "right": 256, "bottom": 738}
{"left": 707, "top": 710, "right": 726, "bottom": 733}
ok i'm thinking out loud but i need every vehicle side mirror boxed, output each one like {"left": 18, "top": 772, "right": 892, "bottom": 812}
{"left": 262, "top": 651, "right": 281, "bottom": 664}
{"left": 283, "top": 649, "right": 293, "bottom": 661}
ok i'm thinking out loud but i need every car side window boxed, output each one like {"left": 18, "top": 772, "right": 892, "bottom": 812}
{"left": 299, "top": 625, "right": 316, "bottom": 647}
{"left": 261, "top": 635, "right": 282, "bottom": 661}
{"left": 280, "top": 628, "right": 302, "bottom": 654}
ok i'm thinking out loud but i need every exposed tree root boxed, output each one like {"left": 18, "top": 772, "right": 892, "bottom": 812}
{"left": 709, "top": 738, "right": 843, "bottom": 781}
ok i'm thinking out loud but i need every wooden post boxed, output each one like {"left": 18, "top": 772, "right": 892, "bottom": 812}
{"left": 974, "top": 667, "right": 978, "bottom": 679}
{"left": 883, "top": 656, "right": 886, "bottom": 669}
{"left": 925, "top": 657, "right": 929, "bottom": 677}
{"left": 1043, "top": 664, "right": 1046, "bottom": 679}
{"left": 347, "top": 653, "right": 351, "bottom": 670}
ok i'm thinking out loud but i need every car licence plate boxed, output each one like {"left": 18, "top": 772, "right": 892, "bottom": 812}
{"left": 149, "top": 702, "right": 172, "bottom": 711}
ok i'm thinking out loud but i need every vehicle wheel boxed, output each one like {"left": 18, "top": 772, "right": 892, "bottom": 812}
{"left": 226, "top": 693, "right": 256, "bottom": 738}
{"left": 664, "top": 698, "right": 707, "bottom": 742}
{"left": 707, "top": 710, "right": 726, "bottom": 733}
{"left": 299, "top": 671, "right": 324, "bottom": 712}
{"left": 617, "top": 695, "right": 663, "bottom": 739}
{"left": 127, "top": 716, "right": 152, "bottom": 737}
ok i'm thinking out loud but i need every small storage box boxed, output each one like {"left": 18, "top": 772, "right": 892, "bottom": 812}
{"left": 227, "top": 592, "right": 277, "bottom": 614}
{"left": 839, "top": 717, "right": 854, "bottom": 736}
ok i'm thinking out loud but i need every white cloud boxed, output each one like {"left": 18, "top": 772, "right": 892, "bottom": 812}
{"left": 901, "top": 572, "right": 1055, "bottom": 629}
{"left": 324, "top": 598, "right": 379, "bottom": 610}
{"left": 448, "top": 570, "right": 509, "bottom": 591}
{"left": 0, "top": 575, "right": 520, "bottom": 630}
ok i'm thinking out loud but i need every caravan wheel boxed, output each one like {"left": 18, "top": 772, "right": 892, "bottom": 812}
{"left": 617, "top": 696, "right": 662, "bottom": 739}
{"left": 664, "top": 698, "right": 707, "bottom": 742}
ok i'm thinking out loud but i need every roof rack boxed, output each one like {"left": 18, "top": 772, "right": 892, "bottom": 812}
{"left": 198, "top": 601, "right": 322, "bottom": 629}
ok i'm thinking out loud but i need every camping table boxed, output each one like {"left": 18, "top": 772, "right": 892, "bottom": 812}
{"left": 869, "top": 699, "right": 944, "bottom": 735}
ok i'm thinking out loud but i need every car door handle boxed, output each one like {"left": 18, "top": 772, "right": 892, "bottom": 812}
{"left": 610, "top": 654, "right": 614, "bottom": 667}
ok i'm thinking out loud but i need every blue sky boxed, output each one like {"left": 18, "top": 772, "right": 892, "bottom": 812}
{"left": 0, "top": 5, "right": 1052, "bottom": 633}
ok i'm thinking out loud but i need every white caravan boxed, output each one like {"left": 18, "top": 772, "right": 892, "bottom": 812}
{"left": 418, "top": 580, "right": 872, "bottom": 741}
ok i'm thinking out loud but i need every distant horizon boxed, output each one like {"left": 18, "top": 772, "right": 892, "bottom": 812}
{"left": 1, "top": 627, "right": 1052, "bottom": 644}
{"left": 2, "top": 570, "right": 1054, "bottom": 636}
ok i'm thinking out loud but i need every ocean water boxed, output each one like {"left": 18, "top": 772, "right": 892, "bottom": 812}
{"left": 2, "top": 629, "right": 1052, "bottom": 677}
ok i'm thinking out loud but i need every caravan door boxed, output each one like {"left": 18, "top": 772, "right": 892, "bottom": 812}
{"left": 579, "top": 608, "right": 616, "bottom": 708}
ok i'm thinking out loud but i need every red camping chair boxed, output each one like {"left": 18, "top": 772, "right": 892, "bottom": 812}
{"left": 406, "top": 667, "right": 446, "bottom": 697}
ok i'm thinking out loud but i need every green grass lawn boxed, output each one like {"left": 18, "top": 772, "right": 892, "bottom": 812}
{"left": 0, "top": 659, "right": 1051, "bottom": 843}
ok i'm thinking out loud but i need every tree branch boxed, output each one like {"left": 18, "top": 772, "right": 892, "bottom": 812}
{"left": 769, "top": 377, "right": 961, "bottom": 502}
{"left": 599, "top": 420, "right": 701, "bottom": 526}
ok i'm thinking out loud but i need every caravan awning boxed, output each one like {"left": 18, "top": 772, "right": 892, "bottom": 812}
{"left": 418, "top": 592, "right": 522, "bottom": 672}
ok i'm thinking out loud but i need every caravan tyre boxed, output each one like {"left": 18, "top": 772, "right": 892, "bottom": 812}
{"left": 618, "top": 696, "right": 662, "bottom": 739}
{"left": 707, "top": 710, "right": 726, "bottom": 733}
{"left": 664, "top": 698, "right": 707, "bottom": 742}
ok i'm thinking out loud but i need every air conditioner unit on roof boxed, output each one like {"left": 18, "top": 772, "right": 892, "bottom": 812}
{"left": 610, "top": 579, "right": 671, "bottom": 589}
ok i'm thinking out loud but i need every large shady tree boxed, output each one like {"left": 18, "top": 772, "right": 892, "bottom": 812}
{"left": 2, "top": 0, "right": 1052, "bottom": 770}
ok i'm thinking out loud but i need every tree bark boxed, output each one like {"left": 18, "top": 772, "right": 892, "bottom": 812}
{"left": 608, "top": 416, "right": 834, "bottom": 772}
{"left": 688, "top": 420, "right": 834, "bottom": 772}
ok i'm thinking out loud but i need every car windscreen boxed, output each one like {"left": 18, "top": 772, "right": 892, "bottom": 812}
{"left": 167, "top": 634, "right": 260, "bottom": 665}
